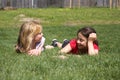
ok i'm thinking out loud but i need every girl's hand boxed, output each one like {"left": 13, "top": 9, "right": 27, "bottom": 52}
{"left": 88, "top": 33, "right": 98, "bottom": 55}
{"left": 28, "top": 49, "right": 41, "bottom": 56}
{"left": 88, "top": 33, "right": 97, "bottom": 42}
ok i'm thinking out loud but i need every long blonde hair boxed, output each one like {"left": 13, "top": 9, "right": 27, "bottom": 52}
{"left": 15, "top": 21, "right": 42, "bottom": 53}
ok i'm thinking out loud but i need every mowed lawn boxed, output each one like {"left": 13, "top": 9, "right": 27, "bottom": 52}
{"left": 0, "top": 8, "right": 120, "bottom": 80}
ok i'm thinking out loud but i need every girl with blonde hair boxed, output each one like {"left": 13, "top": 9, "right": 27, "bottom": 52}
{"left": 15, "top": 21, "right": 45, "bottom": 56}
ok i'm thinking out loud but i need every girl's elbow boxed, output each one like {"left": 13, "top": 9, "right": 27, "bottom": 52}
{"left": 89, "top": 50, "right": 99, "bottom": 56}
{"left": 59, "top": 50, "right": 68, "bottom": 54}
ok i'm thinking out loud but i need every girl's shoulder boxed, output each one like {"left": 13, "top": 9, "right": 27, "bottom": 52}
{"left": 42, "top": 37, "right": 45, "bottom": 40}
{"left": 70, "top": 38, "right": 77, "bottom": 48}
{"left": 70, "top": 38, "right": 77, "bottom": 43}
{"left": 93, "top": 43, "right": 99, "bottom": 50}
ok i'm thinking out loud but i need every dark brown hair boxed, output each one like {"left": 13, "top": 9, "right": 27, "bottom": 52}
{"left": 77, "top": 27, "right": 98, "bottom": 45}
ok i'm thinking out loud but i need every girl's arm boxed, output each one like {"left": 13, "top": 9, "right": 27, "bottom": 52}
{"left": 59, "top": 43, "right": 72, "bottom": 54}
{"left": 88, "top": 33, "right": 99, "bottom": 55}
{"left": 28, "top": 37, "right": 45, "bottom": 56}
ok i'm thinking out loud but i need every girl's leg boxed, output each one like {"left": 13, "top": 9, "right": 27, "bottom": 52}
{"left": 62, "top": 39, "right": 70, "bottom": 48}
{"left": 47, "top": 39, "right": 69, "bottom": 49}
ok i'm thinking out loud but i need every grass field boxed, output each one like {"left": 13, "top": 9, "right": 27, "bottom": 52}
{"left": 0, "top": 8, "right": 120, "bottom": 80}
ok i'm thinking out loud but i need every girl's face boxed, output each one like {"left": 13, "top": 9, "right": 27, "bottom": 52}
{"left": 77, "top": 32, "right": 87, "bottom": 49}
{"left": 34, "top": 33, "right": 43, "bottom": 42}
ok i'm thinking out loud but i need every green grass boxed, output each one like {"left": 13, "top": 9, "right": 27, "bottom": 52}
{"left": 0, "top": 8, "right": 120, "bottom": 80}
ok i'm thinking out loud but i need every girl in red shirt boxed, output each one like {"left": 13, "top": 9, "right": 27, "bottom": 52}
{"left": 47, "top": 27, "right": 99, "bottom": 55}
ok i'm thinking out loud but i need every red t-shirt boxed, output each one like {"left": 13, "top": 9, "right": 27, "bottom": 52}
{"left": 69, "top": 39, "right": 99, "bottom": 54}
